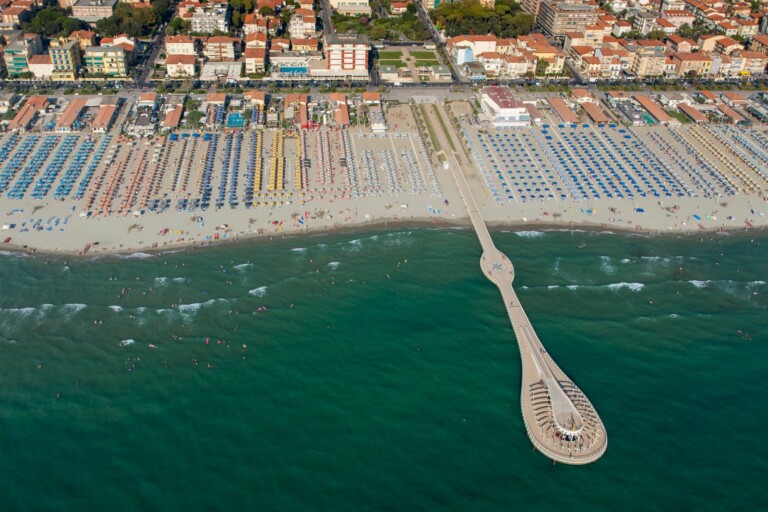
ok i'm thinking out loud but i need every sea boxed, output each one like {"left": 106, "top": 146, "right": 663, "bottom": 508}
{"left": 1, "top": 228, "right": 766, "bottom": 511}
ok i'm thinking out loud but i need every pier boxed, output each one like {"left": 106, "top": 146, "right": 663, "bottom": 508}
{"left": 427, "top": 105, "right": 608, "bottom": 464}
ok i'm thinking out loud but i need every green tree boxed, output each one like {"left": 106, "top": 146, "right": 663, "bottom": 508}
{"left": 535, "top": 59, "right": 550, "bottom": 76}
{"left": 259, "top": 6, "right": 275, "bottom": 16}
{"left": 430, "top": 0, "right": 533, "bottom": 38}
{"left": 646, "top": 29, "right": 667, "bottom": 40}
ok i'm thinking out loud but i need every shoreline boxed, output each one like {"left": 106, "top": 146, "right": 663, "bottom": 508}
{"left": 4, "top": 215, "right": 766, "bottom": 259}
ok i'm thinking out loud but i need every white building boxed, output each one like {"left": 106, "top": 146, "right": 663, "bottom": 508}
{"left": 315, "top": 33, "right": 369, "bottom": 78}
{"left": 480, "top": 86, "right": 531, "bottom": 127}
{"left": 369, "top": 104, "right": 387, "bottom": 133}
{"left": 190, "top": 5, "right": 230, "bottom": 34}
{"left": 166, "top": 54, "right": 196, "bottom": 78}
{"left": 166, "top": 35, "right": 197, "bottom": 56}
{"left": 329, "top": 0, "right": 371, "bottom": 15}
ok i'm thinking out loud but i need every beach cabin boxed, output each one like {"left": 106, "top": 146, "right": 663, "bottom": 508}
{"left": 678, "top": 103, "right": 707, "bottom": 123}
{"left": 8, "top": 96, "right": 50, "bottom": 132}
{"left": 55, "top": 98, "right": 87, "bottom": 132}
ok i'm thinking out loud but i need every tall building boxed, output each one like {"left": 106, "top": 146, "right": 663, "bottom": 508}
{"left": 71, "top": 0, "right": 118, "bottom": 23}
{"left": 3, "top": 33, "right": 43, "bottom": 77}
{"left": 537, "top": 0, "right": 599, "bottom": 40}
{"left": 324, "top": 33, "right": 369, "bottom": 74}
{"left": 521, "top": 0, "right": 544, "bottom": 18}
{"left": 84, "top": 46, "right": 128, "bottom": 77}
{"left": 49, "top": 39, "right": 82, "bottom": 81}
{"left": 190, "top": 5, "right": 230, "bottom": 34}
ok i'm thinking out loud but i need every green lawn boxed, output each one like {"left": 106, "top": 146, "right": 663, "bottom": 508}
{"left": 379, "top": 60, "right": 406, "bottom": 68}
{"left": 415, "top": 60, "right": 440, "bottom": 67}
{"left": 432, "top": 104, "right": 457, "bottom": 153}
{"left": 666, "top": 109, "right": 692, "bottom": 124}
{"left": 377, "top": 51, "right": 403, "bottom": 59}
{"left": 419, "top": 104, "right": 441, "bottom": 153}
{"left": 410, "top": 51, "right": 437, "bottom": 59}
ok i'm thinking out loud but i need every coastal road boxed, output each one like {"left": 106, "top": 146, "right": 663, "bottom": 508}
{"left": 424, "top": 103, "right": 608, "bottom": 464}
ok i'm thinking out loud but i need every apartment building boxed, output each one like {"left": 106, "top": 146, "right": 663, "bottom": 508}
{"left": 537, "top": 0, "right": 599, "bottom": 40}
{"left": 329, "top": 0, "right": 370, "bottom": 15}
{"left": 84, "top": 45, "right": 127, "bottom": 77}
{"left": 49, "top": 39, "right": 81, "bottom": 81}
{"left": 166, "top": 35, "right": 198, "bottom": 56}
{"left": 3, "top": 32, "right": 43, "bottom": 76}
{"left": 190, "top": 5, "right": 230, "bottom": 34}
{"left": 71, "top": 0, "right": 118, "bottom": 23}
{"left": 166, "top": 54, "right": 196, "bottom": 78}
{"left": 323, "top": 33, "right": 369, "bottom": 74}
{"left": 203, "top": 36, "right": 239, "bottom": 61}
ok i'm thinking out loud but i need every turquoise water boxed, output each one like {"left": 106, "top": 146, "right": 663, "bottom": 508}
{"left": 1, "top": 229, "right": 767, "bottom": 510}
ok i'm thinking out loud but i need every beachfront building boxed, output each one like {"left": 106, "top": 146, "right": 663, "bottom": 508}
{"left": 84, "top": 45, "right": 128, "bottom": 77}
{"left": 480, "top": 86, "right": 531, "bottom": 128}
{"left": 28, "top": 55, "right": 53, "bottom": 80}
{"left": 49, "top": 39, "right": 82, "bottom": 81}
{"left": 309, "top": 33, "right": 369, "bottom": 79}
{"left": 71, "top": 0, "right": 118, "bottom": 23}
{"left": 673, "top": 52, "right": 712, "bottom": 77}
{"left": 166, "top": 54, "right": 197, "bottom": 78}
{"left": 8, "top": 95, "right": 50, "bottom": 132}
{"left": 244, "top": 47, "right": 267, "bottom": 74}
{"left": 91, "top": 97, "right": 119, "bottom": 133}
{"left": 3, "top": 33, "right": 44, "bottom": 77}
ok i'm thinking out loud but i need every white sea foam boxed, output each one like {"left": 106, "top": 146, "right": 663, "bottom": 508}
{"left": 566, "top": 285, "right": 580, "bottom": 290}
{"left": 248, "top": 286, "right": 268, "bottom": 297}
{"left": 172, "top": 277, "right": 187, "bottom": 283}
{"left": 514, "top": 230, "right": 545, "bottom": 238}
{"left": 5, "top": 307, "right": 37, "bottom": 316}
{"left": 608, "top": 282, "right": 644, "bottom": 292}
{"left": 748, "top": 280, "right": 766, "bottom": 287}
{"left": 61, "top": 303, "right": 87, "bottom": 315}
{"left": 291, "top": 247, "right": 307, "bottom": 253}
{"left": 233, "top": 263, "right": 253, "bottom": 271}
{"left": 0, "top": 250, "right": 28, "bottom": 258}
{"left": 383, "top": 232, "right": 412, "bottom": 247}
{"left": 328, "top": 261, "right": 341, "bottom": 270}
{"left": 600, "top": 256, "right": 616, "bottom": 275}
{"left": 108, "top": 305, "right": 123, "bottom": 312}
{"left": 641, "top": 256, "right": 670, "bottom": 263}
{"left": 120, "top": 252, "right": 153, "bottom": 260}
{"left": 547, "top": 285, "right": 560, "bottom": 289}
{"left": 119, "top": 339, "right": 135, "bottom": 347}
{"left": 155, "top": 277, "right": 168, "bottom": 285}
{"left": 670, "top": 314, "right": 679, "bottom": 319}
{"left": 178, "top": 303, "right": 201, "bottom": 315}
{"left": 689, "top": 280, "right": 710, "bottom": 289}
{"left": 620, "top": 258, "right": 631, "bottom": 264}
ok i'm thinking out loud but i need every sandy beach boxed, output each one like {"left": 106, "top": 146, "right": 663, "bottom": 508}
{"left": 2, "top": 99, "right": 768, "bottom": 257}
